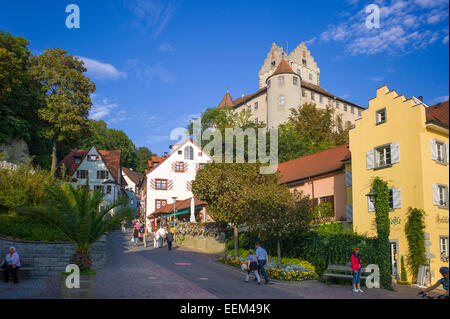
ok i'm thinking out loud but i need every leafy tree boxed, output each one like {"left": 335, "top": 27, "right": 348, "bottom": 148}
{"left": 0, "top": 31, "right": 43, "bottom": 144}
{"left": 31, "top": 48, "right": 96, "bottom": 171}
{"left": 136, "top": 146, "right": 156, "bottom": 174}
{"left": 192, "top": 162, "right": 276, "bottom": 257}
{"left": 244, "top": 184, "right": 313, "bottom": 268}
{"left": 17, "top": 182, "right": 135, "bottom": 270}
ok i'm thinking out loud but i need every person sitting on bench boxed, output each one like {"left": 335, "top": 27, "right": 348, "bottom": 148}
{"left": 1, "top": 247, "right": 22, "bottom": 284}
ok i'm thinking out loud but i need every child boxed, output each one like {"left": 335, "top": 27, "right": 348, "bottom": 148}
{"left": 245, "top": 249, "right": 261, "bottom": 285}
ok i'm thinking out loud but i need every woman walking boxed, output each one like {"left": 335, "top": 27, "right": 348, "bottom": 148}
{"left": 244, "top": 249, "right": 261, "bottom": 285}
{"left": 132, "top": 226, "right": 139, "bottom": 247}
{"left": 351, "top": 247, "right": 364, "bottom": 293}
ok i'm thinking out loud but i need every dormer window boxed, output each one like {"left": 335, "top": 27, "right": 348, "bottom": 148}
{"left": 74, "top": 156, "right": 81, "bottom": 164}
{"left": 88, "top": 155, "right": 98, "bottom": 161}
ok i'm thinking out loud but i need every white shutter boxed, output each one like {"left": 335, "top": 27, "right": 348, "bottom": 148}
{"left": 433, "top": 184, "right": 440, "bottom": 205}
{"left": 346, "top": 170, "right": 352, "bottom": 186}
{"left": 430, "top": 139, "right": 437, "bottom": 161}
{"left": 368, "top": 196, "right": 375, "bottom": 212}
{"left": 446, "top": 144, "right": 449, "bottom": 164}
{"left": 346, "top": 204, "right": 353, "bottom": 222}
{"left": 445, "top": 186, "right": 449, "bottom": 208}
{"left": 393, "top": 188, "right": 402, "bottom": 209}
{"left": 366, "top": 149, "right": 375, "bottom": 170}
{"left": 391, "top": 143, "right": 400, "bottom": 164}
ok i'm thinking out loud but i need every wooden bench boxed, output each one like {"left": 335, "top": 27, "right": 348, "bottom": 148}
{"left": 323, "top": 264, "right": 368, "bottom": 284}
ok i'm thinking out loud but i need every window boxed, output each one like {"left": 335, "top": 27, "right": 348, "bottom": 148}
{"left": 439, "top": 185, "right": 448, "bottom": 207}
{"left": 76, "top": 170, "right": 88, "bottom": 179}
{"left": 311, "top": 92, "right": 315, "bottom": 101}
{"left": 375, "top": 145, "right": 391, "bottom": 168}
{"left": 297, "top": 69, "right": 301, "bottom": 75}
{"left": 309, "top": 73, "right": 313, "bottom": 81}
{"left": 344, "top": 104, "right": 347, "bottom": 111}
{"left": 87, "top": 155, "right": 98, "bottom": 161}
{"left": 155, "top": 199, "right": 167, "bottom": 210}
{"left": 97, "top": 170, "right": 109, "bottom": 179}
{"left": 320, "top": 95, "right": 324, "bottom": 103}
{"left": 94, "top": 185, "right": 104, "bottom": 193}
{"left": 247, "top": 105, "right": 251, "bottom": 111}
{"left": 178, "top": 150, "right": 182, "bottom": 155}
{"left": 388, "top": 189, "right": 394, "bottom": 210}
{"left": 302, "top": 89, "right": 306, "bottom": 97}
{"left": 293, "top": 76, "right": 298, "bottom": 86}
{"left": 279, "top": 95, "right": 285, "bottom": 106}
{"left": 376, "top": 108, "right": 386, "bottom": 124}
{"left": 255, "top": 117, "right": 259, "bottom": 124}
{"left": 302, "top": 58, "right": 306, "bottom": 66}
{"left": 351, "top": 106, "right": 355, "bottom": 114}
{"left": 271, "top": 60, "right": 276, "bottom": 66}
{"left": 358, "top": 109, "right": 362, "bottom": 116}
{"left": 74, "top": 157, "right": 81, "bottom": 164}
{"left": 184, "top": 146, "right": 194, "bottom": 160}
{"left": 267, "top": 79, "right": 271, "bottom": 88}
{"left": 432, "top": 140, "right": 449, "bottom": 164}
{"left": 254, "top": 102, "right": 258, "bottom": 109}
{"left": 336, "top": 101, "right": 339, "bottom": 109}
{"left": 175, "top": 161, "right": 184, "bottom": 172}
{"left": 106, "top": 185, "right": 112, "bottom": 194}
{"left": 278, "top": 76, "right": 284, "bottom": 85}
{"left": 440, "top": 237, "right": 449, "bottom": 262}
{"left": 155, "top": 179, "right": 167, "bottom": 190}
{"left": 198, "top": 152, "right": 203, "bottom": 157}
{"left": 198, "top": 163, "right": 206, "bottom": 170}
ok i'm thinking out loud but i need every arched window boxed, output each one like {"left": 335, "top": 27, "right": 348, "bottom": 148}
{"left": 184, "top": 146, "right": 194, "bottom": 160}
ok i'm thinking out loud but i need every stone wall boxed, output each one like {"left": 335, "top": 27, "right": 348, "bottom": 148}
{"left": 180, "top": 234, "right": 226, "bottom": 255}
{"left": 0, "top": 235, "right": 107, "bottom": 277}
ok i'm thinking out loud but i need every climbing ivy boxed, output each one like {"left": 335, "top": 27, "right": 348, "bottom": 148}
{"left": 405, "top": 207, "right": 427, "bottom": 282}
{"left": 400, "top": 255, "right": 408, "bottom": 283}
{"left": 372, "top": 177, "right": 392, "bottom": 290}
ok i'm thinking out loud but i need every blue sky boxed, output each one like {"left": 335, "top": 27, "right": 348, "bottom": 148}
{"left": 1, "top": 0, "right": 449, "bottom": 156}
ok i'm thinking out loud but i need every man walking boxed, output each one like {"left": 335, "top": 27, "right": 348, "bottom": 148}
{"left": 166, "top": 228, "right": 174, "bottom": 251}
{"left": 255, "top": 243, "right": 270, "bottom": 284}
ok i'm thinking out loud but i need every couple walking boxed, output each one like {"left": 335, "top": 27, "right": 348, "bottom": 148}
{"left": 153, "top": 225, "right": 174, "bottom": 251}
{"left": 244, "top": 243, "right": 270, "bottom": 285}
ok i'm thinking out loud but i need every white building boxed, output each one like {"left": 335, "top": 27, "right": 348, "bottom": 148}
{"left": 144, "top": 139, "right": 211, "bottom": 226}
{"left": 56, "top": 146, "right": 123, "bottom": 212}
{"left": 218, "top": 42, "right": 365, "bottom": 128}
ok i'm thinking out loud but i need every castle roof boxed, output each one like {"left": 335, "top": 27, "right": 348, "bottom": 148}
{"left": 269, "top": 59, "right": 296, "bottom": 79}
{"left": 218, "top": 91, "right": 234, "bottom": 108}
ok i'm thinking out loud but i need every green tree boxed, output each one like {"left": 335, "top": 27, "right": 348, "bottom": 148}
{"left": 192, "top": 162, "right": 275, "bottom": 257}
{"left": 0, "top": 31, "right": 44, "bottom": 146}
{"left": 136, "top": 146, "right": 156, "bottom": 174}
{"left": 31, "top": 48, "right": 96, "bottom": 171}
{"left": 244, "top": 185, "right": 313, "bottom": 268}
{"left": 17, "top": 182, "right": 135, "bottom": 270}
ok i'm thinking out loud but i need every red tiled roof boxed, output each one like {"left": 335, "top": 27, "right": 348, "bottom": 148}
{"left": 277, "top": 144, "right": 350, "bottom": 184}
{"left": 56, "top": 147, "right": 122, "bottom": 182}
{"left": 122, "top": 167, "right": 144, "bottom": 185}
{"left": 149, "top": 197, "right": 207, "bottom": 216}
{"left": 218, "top": 91, "right": 234, "bottom": 108}
{"left": 270, "top": 59, "right": 296, "bottom": 78}
{"left": 426, "top": 100, "right": 449, "bottom": 128}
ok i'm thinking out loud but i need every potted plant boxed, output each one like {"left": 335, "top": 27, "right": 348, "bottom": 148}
{"left": 18, "top": 182, "right": 134, "bottom": 298}
{"left": 398, "top": 255, "right": 410, "bottom": 285}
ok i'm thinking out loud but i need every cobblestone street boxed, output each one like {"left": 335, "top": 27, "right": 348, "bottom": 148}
{"left": 0, "top": 230, "right": 431, "bottom": 299}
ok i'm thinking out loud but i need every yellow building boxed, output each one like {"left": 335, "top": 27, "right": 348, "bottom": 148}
{"left": 349, "top": 85, "right": 449, "bottom": 285}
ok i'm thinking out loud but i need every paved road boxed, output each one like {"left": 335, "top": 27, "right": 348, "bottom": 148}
{"left": 0, "top": 230, "right": 430, "bottom": 299}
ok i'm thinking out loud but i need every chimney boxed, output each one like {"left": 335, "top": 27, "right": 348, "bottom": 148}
{"left": 418, "top": 96, "right": 423, "bottom": 102}
{"left": 164, "top": 152, "right": 168, "bottom": 157}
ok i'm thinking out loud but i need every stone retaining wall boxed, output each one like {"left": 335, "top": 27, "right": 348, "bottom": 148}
{"left": 0, "top": 235, "right": 107, "bottom": 277}
{"left": 180, "top": 234, "right": 226, "bottom": 255}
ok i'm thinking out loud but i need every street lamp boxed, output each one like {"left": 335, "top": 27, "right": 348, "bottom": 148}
{"left": 171, "top": 196, "right": 178, "bottom": 233}
{"left": 366, "top": 188, "right": 378, "bottom": 203}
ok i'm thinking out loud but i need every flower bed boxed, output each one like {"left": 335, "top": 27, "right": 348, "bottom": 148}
{"left": 218, "top": 252, "right": 318, "bottom": 282}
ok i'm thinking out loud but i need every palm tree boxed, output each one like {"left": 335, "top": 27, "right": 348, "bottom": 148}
{"left": 17, "top": 182, "right": 135, "bottom": 271}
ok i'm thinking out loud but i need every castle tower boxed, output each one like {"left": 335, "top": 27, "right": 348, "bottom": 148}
{"left": 266, "top": 59, "right": 301, "bottom": 128}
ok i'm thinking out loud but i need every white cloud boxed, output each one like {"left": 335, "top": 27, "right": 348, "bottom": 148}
{"left": 77, "top": 56, "right": 126, "bottom": 81}
{"left": 431, "top": 95, "right": 449, "bottom": 103}
{"left": 90, "top": 97, "right": 118, "bottom": 120}
{"left": 158, "top": 43, "right": 174, "bottom": 52}
{"left": 128, "top": 0, "right": 180, "bottom": 38}
{"left": 370, "top": 76, "right": 385, "bottom": 82}
{"left": 318, "top": 0, "right": 449, "bottom": 55}
{"left": 125, "top": 59, "right": 175, "bottom": 84}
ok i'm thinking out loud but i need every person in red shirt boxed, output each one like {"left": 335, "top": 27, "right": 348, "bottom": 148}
{"left": 351, "top": 247, "right": 364, "bottom": 293}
